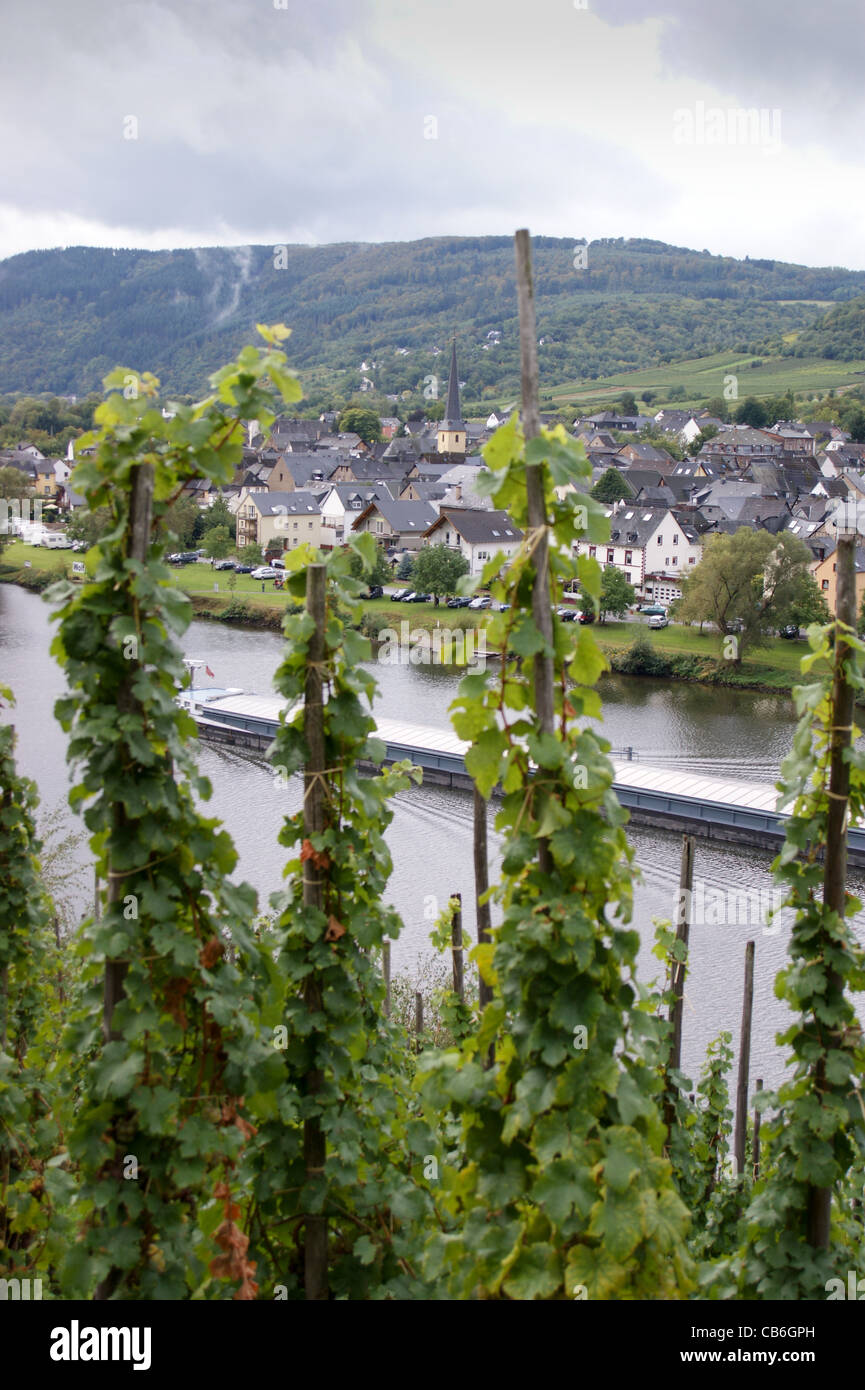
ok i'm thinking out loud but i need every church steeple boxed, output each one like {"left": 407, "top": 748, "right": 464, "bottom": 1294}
{"left": 437, "top": 339, "right": 466, "bottom": 454}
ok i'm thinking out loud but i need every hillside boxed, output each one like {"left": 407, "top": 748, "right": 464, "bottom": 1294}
{"left": 1, "top": 237, "right": 865, "bottom": 402}
{"left": 790, "top": 295, "right": 865, "bottom": 360}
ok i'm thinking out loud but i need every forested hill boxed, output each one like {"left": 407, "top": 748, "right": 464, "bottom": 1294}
{"left": 791, "top": 296, "right": 865, "bottom": 360}
{"left": 2, "top": 236, "right": 865, "bottom": 402}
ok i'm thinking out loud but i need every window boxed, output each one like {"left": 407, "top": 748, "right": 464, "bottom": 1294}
{"left": 589, "top": 545, "right": 596, "bottom": 558}
{"left": 624, "top": 549, "right": 632, "bottom": 564}
{"left": 689, "top": 557, "right": 696, "bottom": 564}
{"left": 822, "top": 579, "right": 829, "bottom": 590}
{"left": 607, "top": 549, "right": 615, "bottom": 562}
{"left": 657, "top": 535, "right": 663, "bottom": 544}
{"left": 673, "top": 534, "right": 679, "bottom": 545}
{"left": 672, "top": 556, "right": 678, "bottom": 566}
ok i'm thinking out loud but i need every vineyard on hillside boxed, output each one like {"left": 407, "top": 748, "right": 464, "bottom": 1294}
{"left": 1, "top": 321, "right": 864, "bottom": 1302}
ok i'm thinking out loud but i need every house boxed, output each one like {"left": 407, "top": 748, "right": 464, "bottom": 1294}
{"left": 813, "top": 546, "right": 865, "bottom": 612}
{"left": 423, "top": 508, "right": 523, "bottom": 576}
{"left": 615, "top": 441, "right": 676, "bottom": 469}
{"left": 317, "top": 484, "right": 394, "bottom": 546}
{"left": 236, "top": 491, "right": 324, "bottom": 553}
{"left": 379, "top": 417, "right": 402, "bottom": 440}
{"left": 574, "top": 504, "right": 702, "bottom": 599}
{"left": 351, "top": 498, "right": 438, "bottom": 551}
{"left": 268, "top": 417, "right": 326, "bottom": 451}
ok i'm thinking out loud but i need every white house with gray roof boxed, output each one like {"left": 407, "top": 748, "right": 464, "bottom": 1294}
{"left": 423, "top": 508, "right": 523, "bottom": 576}
{"left": 574, "top": 504, "right": 702, "bottom": 600}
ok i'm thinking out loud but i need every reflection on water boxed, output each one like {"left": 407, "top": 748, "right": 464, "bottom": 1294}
{"left": 2, "top": 584, "right": 863, "bottom": 1093}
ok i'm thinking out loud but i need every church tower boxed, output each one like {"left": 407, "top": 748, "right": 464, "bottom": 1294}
{"left": 437, "top": 340, "right": 466, "bottom": 454}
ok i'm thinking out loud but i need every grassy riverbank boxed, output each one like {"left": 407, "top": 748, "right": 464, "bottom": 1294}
{"left": 0, "top": 541, "right": 820, "bottom": 692}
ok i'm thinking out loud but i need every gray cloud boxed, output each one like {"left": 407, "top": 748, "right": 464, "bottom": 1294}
{"left": 0, "top": 0, "right": 862, "bottom": 265}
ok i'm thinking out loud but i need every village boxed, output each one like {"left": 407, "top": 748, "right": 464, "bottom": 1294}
{"left": 3, "top": 336, "right": 864, "bottom": 618}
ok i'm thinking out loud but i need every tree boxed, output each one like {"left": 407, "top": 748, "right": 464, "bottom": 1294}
{"left": 591, "top": 467, "right": 631, "bottom": 504}
{"left": 705, "top": 396, "right": 729, "bottom": 422}
{"left": 0, "top": 465, "right": 33, "bottom": 499}
{"left": 202, "top": 524, "right": 231, "bottom": 559}
{"left": 65, "top": 506, "right": 113, "bottom": 549}
{"left": 197, "top": 493, "right": 236, "bottom": 541}
{"left": 788, "top": 575, "right": 830, "bottom": 630}
{"left": 619, "top": 391, "right": 637, "bottom": 416}
{"left": 348, "top": 546, "right": 391, "bottom": 587}
{"left": 640, "top": 390, "right": 656, "bottom": 405}
{"left": 238, "top": 540, "right": 263, "bottom": 565}
{"left": 676, "top": 529, "right": 815, "bottom": 662}
{"left": 337, "top": 408, "right": 382, "bottom": 447}
{"left": 735, "top": 397, "right": 769, "bottom": 428}
{"left": 396, "top": 553, "right": 414, "bottom": 581}
{"left": 687, "top": 425, "right": 718, "bottom": 456}
{"left": 408, "top": 544, "right": 469, "bottom": 604}
{"left": 598, "top": 565, "right": 635, "bottom": 623}
{"left": 161, "top": 495, "right": 200, "bottom": 548}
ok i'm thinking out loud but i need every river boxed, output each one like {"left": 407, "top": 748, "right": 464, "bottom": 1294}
{"left": 2, "top": 581, "right": 862, "bottom": 1093}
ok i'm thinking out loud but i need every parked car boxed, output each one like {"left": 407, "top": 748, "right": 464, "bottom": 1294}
{"left": 251, "top": 566, "right": 279, "bottom": 580}
{"left": 234, "top": 564, "right": 253, "bottom": 574}
{"left": 407, "top": 592, "right": 432, "bottom": 603}
{"left": 447, "top": 596, "right": 471, "bottom": 609}
{"left": 641, "top": 604, "right": 667, "bottom": 618}
{"left": 648, "top": 614, "right": 669, "bottom": 629}
{"left": 556, "top": 605, "right": 578, "bottom": 622}
{"left": 779, "top": 624, "right": 800, "bottom": 639}
{"left": 469, "top": 595, "right": 492, "bottom": 610}
{"left": 578, "top": 610, "right": 596, "bottom": 625}
{"left": 364, "top": 585, "right": 384, "bottom": 599}
{"left": 270, "top": 557, "right": 286, "bottom": 569}
{"left": 169, "top": 551, "right": 199, "bottom": 565}
{"left": 212, "top": 559, "right": 236, "bottom": 571}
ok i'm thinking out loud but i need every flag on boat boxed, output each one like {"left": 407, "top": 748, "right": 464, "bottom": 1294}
{"left": 206, "top": 665, "right": 214, "bottom": 678}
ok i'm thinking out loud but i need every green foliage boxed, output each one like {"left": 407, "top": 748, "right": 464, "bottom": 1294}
{"left": 614, "top": 634, "right": 672, "bottom": 676}
{"left": 347, "top": 546, "right": 391, "bottom": 587}
{"left": 48, "top": 324, "right": 302, "bottom": 1298}
{"left": 396, "top": 553, "right": 414, "bottom": 581}
{"left": 336, "top": 408, "right": 382, "bottom": 446}
{"left": 238, "top": 538, "right": 435, "bottom": 1299}
{"left": 734, "top": 396, "right": 769, "bottom": 427}
{"left": 598, "top": 566, "right": 635, "bottom": 623}
{"left": 202, "top": 524, "right": 231, "bottom": 559}
{"left": 677, "top": 529, "right": 816, "bottom": 661}
{"left": 409, "top": 544, "right": 469, "bottom": 602}
{"left": 591, "top": 467, "right": 631, "bottom": 504}
{"left": 416, "top": 418, "right": 695, "bottom": 1299}
{"left": 2, "top": 239, "right": 863, "bottom": 401}
{"left": 712, "top": 619, "right": 865, "bottom": 1298}
{"left": 65, "top": 507, "right": 113, "bottom": 549}
{"left": 0, "top": 689, "right": 70, "bottom": 1289}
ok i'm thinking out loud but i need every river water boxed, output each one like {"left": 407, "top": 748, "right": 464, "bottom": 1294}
{"left": 2, "top": 582, "right": 863, "bottom": 1093}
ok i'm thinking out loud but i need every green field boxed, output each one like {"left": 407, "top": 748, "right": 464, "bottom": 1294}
{"left": 546, "top": 349, "right": 865, "bottom": 410}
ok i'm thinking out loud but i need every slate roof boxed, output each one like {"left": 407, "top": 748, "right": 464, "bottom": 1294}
{"left": 427, "top": 507, "right": 522, "bottom": 544}
{"left": 247, "top": 490, "right": 322, "bottom": 517}
{"left": 352, "top": 498, "right": 438, "bottom": 534}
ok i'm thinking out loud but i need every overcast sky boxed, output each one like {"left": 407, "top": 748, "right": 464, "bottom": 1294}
{"left": 1, "top": 0, "right": 862, "bottom": 267}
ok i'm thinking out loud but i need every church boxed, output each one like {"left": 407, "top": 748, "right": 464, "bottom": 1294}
{"left": 436, "top": 341, "right": 467, "bottom": 456}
